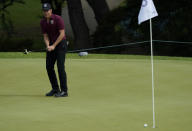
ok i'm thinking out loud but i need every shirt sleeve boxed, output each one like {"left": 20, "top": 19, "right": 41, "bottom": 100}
{"left": 40, "top": 20, "right": 47, "bottom": 34}
{"left": 56, "top": 16, "right": 65, "bottom": 30}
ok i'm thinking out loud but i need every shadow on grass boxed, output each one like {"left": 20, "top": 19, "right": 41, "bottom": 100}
{"left": 0, "top": 94, "right": 46, "bottom": 98}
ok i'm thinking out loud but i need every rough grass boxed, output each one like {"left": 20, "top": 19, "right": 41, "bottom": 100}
{"left": 8, "top": 0, "right": 41, "bottom": 32}
{"left": 0, "top": 52, "right": 192, "bottom": 61}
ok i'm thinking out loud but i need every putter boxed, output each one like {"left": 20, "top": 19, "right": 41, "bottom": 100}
{"left": 23, "top": 41, "right": 69, "bottom": 55}
{"left": 23, "top": 49, "right": 46, "bottom": 54}
{"left": 24, "top": 49, "right": 31, "bottom": 54}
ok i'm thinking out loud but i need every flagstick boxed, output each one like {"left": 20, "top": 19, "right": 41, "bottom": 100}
{"left": 150, "top": 19, "right": 155, "bottom": 128}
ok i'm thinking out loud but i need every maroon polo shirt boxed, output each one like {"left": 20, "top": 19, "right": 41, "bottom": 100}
{"left": 40, "top": 14, "right": 66, "bottom": 44}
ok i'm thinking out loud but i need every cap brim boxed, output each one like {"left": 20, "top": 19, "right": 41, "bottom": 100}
{"left": 42, "top": 8, "right": 51, "bottom": 11}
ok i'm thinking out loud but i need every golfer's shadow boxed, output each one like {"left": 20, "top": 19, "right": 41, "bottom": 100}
{"left": 0, "top": 94, "right": 44, "bottom": 98}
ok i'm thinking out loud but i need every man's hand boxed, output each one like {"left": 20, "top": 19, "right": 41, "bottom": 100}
{"left": 47, "top": 45, "right": 56, "bottom": 52}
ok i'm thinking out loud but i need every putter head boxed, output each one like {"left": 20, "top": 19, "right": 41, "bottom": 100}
{"left": 24, "top": 49, "right": 29, "bottom": 54}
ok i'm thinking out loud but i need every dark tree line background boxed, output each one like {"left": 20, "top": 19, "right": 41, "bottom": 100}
{"left": 0, "top": 0, "right": 192, "bottom": 56}
{"left": 0, "top": 0, "right": 25, "bottom": 37}
{"left": 92, "top": 0, "right": 192, "bottom": 56}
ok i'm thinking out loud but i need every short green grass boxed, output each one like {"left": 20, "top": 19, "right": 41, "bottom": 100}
{"left": 0, "top": 52, "right": 192, "bottom": 61}
{"left": 0, "top": 53, "right": 192, "bottom": 131}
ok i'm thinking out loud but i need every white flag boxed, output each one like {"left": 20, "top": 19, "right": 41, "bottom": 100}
{"left": 138, "top": 0, "right": 158, "bottom": 24}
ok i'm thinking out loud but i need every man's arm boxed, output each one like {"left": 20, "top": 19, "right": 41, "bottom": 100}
{"left": 43, "top": 33, "right": 50, "bottom": 49}
{"left": 47, "top": 29, "right": 65, "bottom": 51}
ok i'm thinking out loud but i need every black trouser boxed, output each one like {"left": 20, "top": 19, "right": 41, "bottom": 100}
{"left": 46, "top": 40, "right": 68, "bottom": 92}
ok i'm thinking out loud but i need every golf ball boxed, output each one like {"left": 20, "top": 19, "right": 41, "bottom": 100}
{"left": 144, "top": 123, "right": 148, "bottom": 127}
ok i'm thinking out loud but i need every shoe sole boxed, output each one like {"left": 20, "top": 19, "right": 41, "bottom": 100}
{"left": 54, "top": 95, "right": 68, "bottom": 97}
{"left": 45, "top": 92, "right": 59, "bottom": 96}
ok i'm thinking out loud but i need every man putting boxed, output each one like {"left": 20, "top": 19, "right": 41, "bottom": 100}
{"left": 40, "top": 3, "right": 68, "bottom": 97}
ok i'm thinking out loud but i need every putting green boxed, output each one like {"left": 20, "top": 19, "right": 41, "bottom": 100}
{"left": 0, "top": 57, "right": 192, "bottom": 131}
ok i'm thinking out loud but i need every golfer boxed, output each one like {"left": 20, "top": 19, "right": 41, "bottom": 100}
{"left": 40, "top": 3, "right": 68, "bottom": 97}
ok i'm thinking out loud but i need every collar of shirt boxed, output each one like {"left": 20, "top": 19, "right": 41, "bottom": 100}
{"left": 43, "top": 14, "right": 55, "bottom": 22}
{"left": 50, "top": 14, "right": 54, "bottom": 20}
